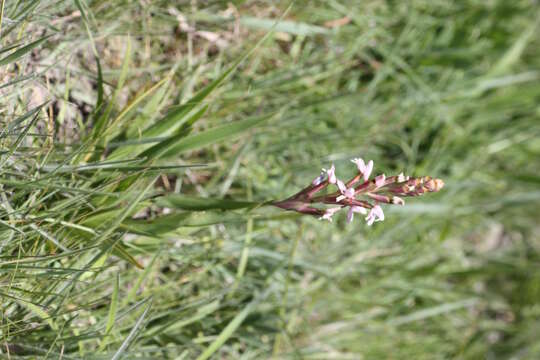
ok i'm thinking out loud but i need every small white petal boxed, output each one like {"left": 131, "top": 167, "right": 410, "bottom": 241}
{"left": 363, "top": 160, "right": 374, "bottom": 181}
{"left": 320, "top": 207, "right": 341, "bottom": 222}
{"left": 365, "top": 205, "right": 384, "bottom": 225}
{"left": 345, "top": 188, "right": 355, "bottom": 198}
{"left": 373, "top": 205, "right": 385, "bottom": 221}
{"left": 336, "top": 179, "right": 347, "bottom": 193}
{"left": 351, "top": 206, "right": 367, "bottom": 215}
{"left": 365, "top": 214, "right": 375, "bottom": 226}
{"left": 326, "top": 164, "right": 337, "bottom": 184}
{"left": 319, "top": 215, "right": 332, "bottom": 222}
{"left": 351, "top": 158, "right": 366, "bottom": 172}
{"left": 347, "top": 207, "right": 354, "bottom": 223}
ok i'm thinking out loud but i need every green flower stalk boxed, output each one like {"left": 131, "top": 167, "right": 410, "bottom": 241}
{"left": 272, "top": 157, "right": 444, "bottom": 225}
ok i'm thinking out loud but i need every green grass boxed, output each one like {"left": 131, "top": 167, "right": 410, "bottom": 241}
{"left": 0, "top": 0, "right": 539, "bottom": 358}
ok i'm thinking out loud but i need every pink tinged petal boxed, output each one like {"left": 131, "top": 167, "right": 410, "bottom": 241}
{"left": 348, "top": 205, "right": 367, "bottom": 223}
{"left": 351, "top": 158, "right": 374, "bottom": 181}
{"left": 348, "top": 204, "right": 369, "bottom": 223}
{"left": 352, "top": 205, "right": 367, "bottom": 215}
{"left": 397, "top": 172, "right": 407, "bottom": 182}
{"left": 351, "top": 158, "right": 366, "bottom": 172}
{"left": 336, "top": 181, "right": 355, "bottom": 202}
{"left": 365, "top": 212, "right": 376, "bottom": 226}
{"left": 365, "top": 205, "right": 384, "bottom": 225}
{"left": 337, "top": 179, "right": 347, "bottom": 193}
{"left": 347, "top": 207, "right": 354, "bottom": 223}
{"left": 345, "top": 188, "right": 355, "bottom": 198}
{"left": 372, "top": 205, "right": 384, "bottom": 221}
{"left": 363, "top": 160, "right": 374, "bottom": 181}
{"left": 375, "top": 174, "right": 386, "bottom": 188}
{"left": 325, "top": 164, "right": 337, "bottom": 184}
{"left": 392, "top": 196, "right": 405, "bottom": 205}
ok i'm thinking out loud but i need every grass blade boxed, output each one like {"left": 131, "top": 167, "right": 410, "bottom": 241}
{"left": 157, "top": 113, "right": 272, "bottom": 159}
{"left": 111, "top": 298, "right": 152, "bottom": 360}
{"left": 0, "top": 34, "right": 51, "bottom": 66}
{"left": 196, "top": 288, "right": 272, "bottom": 360}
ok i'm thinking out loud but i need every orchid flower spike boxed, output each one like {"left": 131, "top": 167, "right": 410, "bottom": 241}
{"left": 351, "top": 158, "right": 374, "bottom": 181}
{"left": 365, "top": 205, "right": 384, "bottom": 226}
{"left": 319, "top": 207, "right": 342, "bottom": 222}
{"left": 272, "top": 161, "right": 443, "bottom": 227}
{"left": 322, "top": 164, "right": 337, "bottom": 184}
{"left": 347, "top": 205, "right": 368, "bottom": 223}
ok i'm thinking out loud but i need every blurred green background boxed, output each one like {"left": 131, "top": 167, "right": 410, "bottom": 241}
{"left": 0, "top": 0, "right": 539, "bottom": 358}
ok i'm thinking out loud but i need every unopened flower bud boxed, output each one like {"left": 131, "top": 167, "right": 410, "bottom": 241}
{"left": 392, "top": 196, "right": 405, "bottom": 205}
{"left": 423, "top": 177, "right": 444, "bottom": 192}
{"left": 375, "top": 174, "right": 386, "bottom": 188}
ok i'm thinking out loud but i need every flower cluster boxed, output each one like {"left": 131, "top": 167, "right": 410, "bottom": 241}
{"left": 272, "top": 157, "right": 444, "bottom": 226}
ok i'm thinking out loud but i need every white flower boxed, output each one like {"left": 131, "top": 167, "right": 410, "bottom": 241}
{"left": 319, "top": 207, "right": 342, "bottom": 222}
{"left": 322, "top": 164, "right": 337, "bottom": 184}
{"left": 336, "top": 179, "right": 347, "bottom": 193}
{"left": 336, "top": 179, "right": 355, "bottom": 202}
{"left": 392, "top": 196, "right": 405, "bottom": 205}
{"left": 365, "top": 205, "right": 384, "bottom": 226}
{"left": 347, "top": 205, "right": 368, "bottom": 223}
{"left": 351, "top": 158, "right": 374, "bottom": 181}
